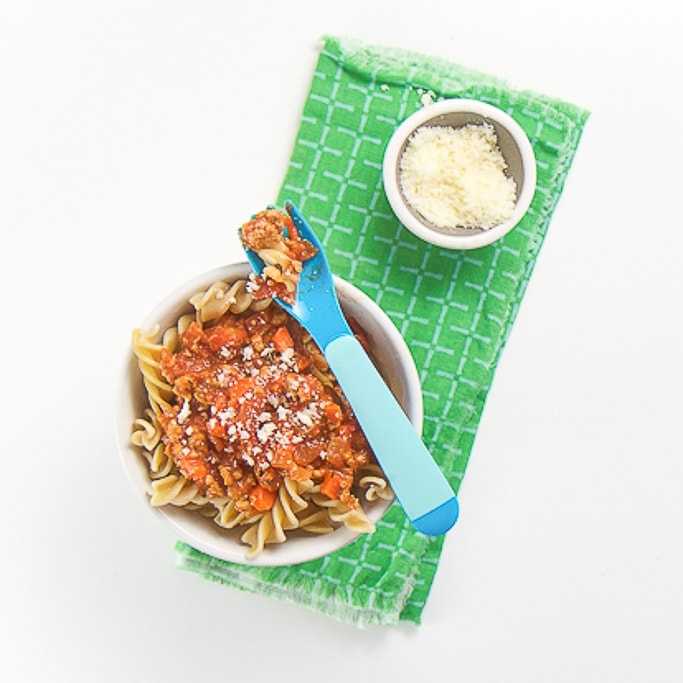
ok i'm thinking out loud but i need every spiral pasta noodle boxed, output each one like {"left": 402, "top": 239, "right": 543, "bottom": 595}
{"left": 189, "top": 279, "right": 270, "bottom": 320}
{"left": 131, "top": 327, "right": 173, "bottom": 415}
{"left": 358, "top": 464, "right": 394, "bottom": 503}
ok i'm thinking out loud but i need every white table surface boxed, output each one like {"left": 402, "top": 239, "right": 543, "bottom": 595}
{"left": 2, "top": 2, "right": 681, "bottom": 681}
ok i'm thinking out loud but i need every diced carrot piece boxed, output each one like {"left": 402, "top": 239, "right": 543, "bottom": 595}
{"left": 249, "top": 485, "right": 277, "bottom": 512}
{"left": 270, "top": 444, "right": 294, "bottom": 469}
{"left": 320, "top": 471, "right": 343, "bottom": 500}
{"left": 324, "top": 402, "right": 342, "bottom": 425}
{"left": 178, "top": 454, "right": 209, "bottom": 481}
{"left": 272, "top": 326, "right": 294, "bottom": 352}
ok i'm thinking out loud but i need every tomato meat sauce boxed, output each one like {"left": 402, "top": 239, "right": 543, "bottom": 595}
{"left": 158, "top": 305, "right": 373, "bottom": 517}
{"left": 240, "top": 208, "right": 318, "bottom": 304}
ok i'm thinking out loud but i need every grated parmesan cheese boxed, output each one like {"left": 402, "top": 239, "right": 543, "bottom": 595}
{"left": 177, "top": 399, "right": 191, "bottom": 424}
{"left": 398, "top": 122, "right": 517, "bottom": 231}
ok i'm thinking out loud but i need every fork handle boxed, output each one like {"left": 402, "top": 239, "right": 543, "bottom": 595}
{"left": 325, "top": 334, "right": 459, "bottom": 536}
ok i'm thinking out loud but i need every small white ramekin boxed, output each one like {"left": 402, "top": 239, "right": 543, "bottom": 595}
{"left": 382, "top": 98, "right": 537, "bottom": 250}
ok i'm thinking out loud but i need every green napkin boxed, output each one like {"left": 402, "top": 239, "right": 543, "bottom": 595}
{"left": 175, "top": 35, "right": 589, "bottom": 627}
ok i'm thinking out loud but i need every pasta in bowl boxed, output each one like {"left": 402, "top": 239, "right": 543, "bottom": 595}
{"left": 116, "top": 262, "right": 423, "bottom": 566}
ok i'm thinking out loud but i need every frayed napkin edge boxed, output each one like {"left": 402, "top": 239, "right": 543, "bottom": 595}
{"left": 175, "top": 540, "right": 421, "bottom": 628}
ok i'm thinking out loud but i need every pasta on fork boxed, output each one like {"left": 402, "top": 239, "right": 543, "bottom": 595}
{"left": 240, "top": 207, "right": 318, "bottom": 305}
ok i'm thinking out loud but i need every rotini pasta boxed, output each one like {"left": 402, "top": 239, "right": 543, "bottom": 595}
{"left": 131, "top": 271, "right": 392, "bottom": 559}
{"left": 131, "top": 327, "right": 174, "bottom": 415}
{"left": 189, "top": 279, "right": 270, "bottom": 320}
{"left": 358, "top": 464, "right": 394, "bottom": 503}
{"left": 149, "top": 473, "right": 207, "bottom": 508}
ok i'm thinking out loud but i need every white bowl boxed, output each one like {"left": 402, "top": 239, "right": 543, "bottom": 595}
{"left": 116, "top": 262, "right": 423, "bottom": 566}
{"left": 382, "top": 98, "right": 537, "bottom": 250}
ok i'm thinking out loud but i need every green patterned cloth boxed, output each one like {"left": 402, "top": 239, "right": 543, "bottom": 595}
{"left": 175, "top": 35, "right": 589, "bottom": 627}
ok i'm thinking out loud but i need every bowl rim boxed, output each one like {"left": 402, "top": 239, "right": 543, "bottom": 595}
{"left": 382, "top": 98, "right": 537, "bottom": 250}
{"left": 115, "top": 261, "right": 423, "bottom": 566}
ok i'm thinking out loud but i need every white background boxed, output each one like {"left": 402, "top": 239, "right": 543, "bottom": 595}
{"left": 1, "top": 2, "right": 682, "bottom": 681}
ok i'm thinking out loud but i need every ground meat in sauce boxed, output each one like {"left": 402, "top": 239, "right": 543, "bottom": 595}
{"left": 239, "top": 208, "right": 318, "bottom": 305}
{"left": 158, "top": 305, "right": 373, "bottom": 517}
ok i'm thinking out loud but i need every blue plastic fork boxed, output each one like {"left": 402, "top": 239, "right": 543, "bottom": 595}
{"left": 242, "top": 201, "right": 459, "bottom": 536}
